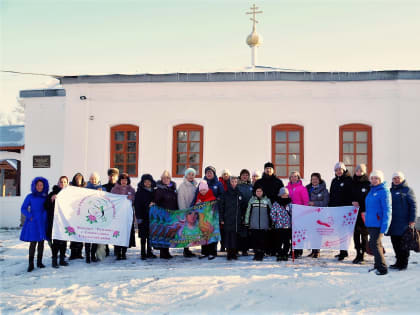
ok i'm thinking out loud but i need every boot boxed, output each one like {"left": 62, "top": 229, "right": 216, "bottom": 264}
{"left": 352, "top": 251, "right": 364, "bottom": 264}
{"left": 85, "top": 250, "right": 91, "bottom": 264}
{"left": 37, "top": 255, "right": 45, "bottom": 268}
{"left": 183, "top": 248, "right": 196, "bottom": 258}
{"left": 121, "top": 248, "right": 127, "bottom": 260}
{"left": 146, "top": 251, "right": 157, "bottom": 259}
{"left": 227, "top": 250, "right": 232, "bottom": 261}
{"left": 52, "top": 256, "right": 59, "bottom": 269}
{"left": 105, "top": 245, "right": 110, "bottom": 257}
{"left": 337, "top": 250, "right": 348, "bottom": 261}
{"left": 59, "top": 248, "right": 69, "bottom": 266}
{"left": 28, "top": 256, "right": 35, "bottom": 272}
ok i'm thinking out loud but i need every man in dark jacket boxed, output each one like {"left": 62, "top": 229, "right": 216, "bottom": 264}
{"left": 254, "top": 162, "right": 284, "bottom": 256}
{"left": 102, "top": 168, "right": 119, "bottom": 256}
{"left": 388, "top": 172, "right": 417, "bottom": 270}
{"left": 329, "top": 162, "right": 354, "bottom": 260}
{"left": 220, "top": 177, "right": 247, "bottom": 260}
{"left": 351, "top": 164, "right": 370, "bottom": 264}
{"left": 254, "top": 162, "right": 284, "bottom": 203}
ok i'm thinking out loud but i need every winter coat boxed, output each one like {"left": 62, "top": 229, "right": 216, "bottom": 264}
{"left": 86, "top": 182, "right": 103, "bottom": 191}
{"left": 102, "top": 182, "right": 116, "bottom": 193}
{"left": 351, "top": 175, "right": 370, "bottom": 213}
{"left": 177, "top": 177, "right": 198, "bottom": 209}
{"left": 254, "top": 173, "right": 284, "bottom": 203}
{"left": 220, "top": 185, "right": 247, "bottom": 232}
{"left": 245, "top": 196, "right": 272, "bottom": 230}
{"left": 192, "top": 175, "right": 225, "bottom": 204}
{"left": 388, "top": 180, "right": 417, "bottom": 236}
{"left": 306, "top": 181, "right": 329, "bottom": 207}
{"left": 194, "top": 189, "right": 216, "bottom": 204}
{"left": 154, "top": 181, "right": 178, "bottom": 210}
{"left": 218, "top": 177, "right": 229, "bottom": 192}
{"left": 134, "top": 175, "right": 156, "bottom": 222}
{"left": 44, "top": 185, "right": 61, "bottom": 241}
{"left": 237, "top": 180, "right": 254, "bottom": 204}
{"left": 365, "top": 182, "right": 392, "bottom": 234}
{"left": 287, "top": 180, "right": 309, "bottom": 205}
{"left": 20, "top": 177, "right": 49, "bottom": 242}
{"left": 111, "top": 183, "right": 135, "bottom": 199}
{"left": 271, "top": 198, "right": 292, "bottom": 229}
{"left": 329, "top": 170, "right": 353, "bottom": 206}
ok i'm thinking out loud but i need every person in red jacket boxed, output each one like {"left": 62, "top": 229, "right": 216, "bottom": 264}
{"left": 194, "top": 181, "right": 218, "bottom": 260}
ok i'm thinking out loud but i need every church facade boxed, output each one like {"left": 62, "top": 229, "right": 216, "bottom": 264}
{"left": 3, "top": 70, "right": 418, "bottom": 227}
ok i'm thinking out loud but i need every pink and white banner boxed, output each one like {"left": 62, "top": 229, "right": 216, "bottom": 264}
{"left": 52, "top": 186, "right": 133, "bottom": 247}
{"left": 292, "top": 205, "right": 359, "bottom": 250}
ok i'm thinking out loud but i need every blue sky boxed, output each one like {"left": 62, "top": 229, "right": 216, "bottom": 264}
{"left": 1, "top": 0, "right": 419, "bottom": 117}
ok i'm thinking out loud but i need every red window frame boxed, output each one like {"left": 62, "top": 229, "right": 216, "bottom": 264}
{"left": 339, "top": 124, "right": 372, "bottom": 175}
{"left": 172, "top": 124, "right": 204, "bottom": 178}
{"left": 110, "top": 124, "right": 139, "bottom": 177}
{"left": 271, "top": 124, "right": 304, "bottom": 178}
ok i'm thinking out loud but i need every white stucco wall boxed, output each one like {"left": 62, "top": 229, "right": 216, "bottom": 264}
{"left": 11, "top": 78, "right": 419, "bottom": 228}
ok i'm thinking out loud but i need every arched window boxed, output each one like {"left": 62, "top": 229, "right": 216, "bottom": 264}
{"left": 172, "top": 124, "right": 203, "bottom": 178}
{"left": 271, "top": 124, "right": 304, "bottom": 178}
{"left": 110, "top": 124, "right": 139, "bottom": 177}
{"left": 339, "top": 124, "right": 372, "bottom": 175}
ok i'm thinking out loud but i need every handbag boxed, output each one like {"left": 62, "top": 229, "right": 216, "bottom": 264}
{"left": 401, "top": 226, "right": 420, "bottom": 253}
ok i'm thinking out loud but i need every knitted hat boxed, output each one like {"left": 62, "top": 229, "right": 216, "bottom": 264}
{"left": 334, "top": 162, "right": 347, "bottom": 171}
{"left": 198, "top": 180, "right": 209, "bottom": 191}
{"left": 252, "top": 170, "right": 261, "bottom": 177}
{"left": 355, "top": 164, "right": 367, "bottom": 175}
{"left": 221, "top": 169, "right": 231, "bottom": 176}
{"left": 392, "top": 171, "right": 405, "bottom": 182}
{"left": 240, "top": 169, "right": 250, "bottom": 176}
{"left": 204, "top": 166, "right": 217, "bottom": 176}
{"left": 278, "top": 187, "right": 289, "bottom": 196}
{"left": 184, "top": 168, "right": 196, "bottom": 177}
{"left": 370, "top": 170, "right": 385, "bottom": 183}
{"left": 264, "top": 162, "right": 274, "bottom": 169}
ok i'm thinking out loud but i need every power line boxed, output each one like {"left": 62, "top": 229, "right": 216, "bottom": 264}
{"left": 1, "top": 70, "right": 59, "bottom": 77}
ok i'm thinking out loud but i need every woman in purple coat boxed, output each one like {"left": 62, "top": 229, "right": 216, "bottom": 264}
{"left": 20, "top": 177, "right": 49, "bottom": 272}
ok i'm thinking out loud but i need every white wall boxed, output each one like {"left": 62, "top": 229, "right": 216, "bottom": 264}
{"left": 60, "top": 79, "right": 420, "bottom": 193}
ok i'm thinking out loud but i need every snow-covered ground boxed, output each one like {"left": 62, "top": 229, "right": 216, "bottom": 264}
{"left": 1, "top": 229, "right": 419, "bottom": 315}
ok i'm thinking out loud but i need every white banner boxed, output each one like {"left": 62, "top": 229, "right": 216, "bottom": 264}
{"left": 52, "top": 186, "right": 133, "bottom": 247}
{"left": 292, "top": 205, "right": 358, "bottom": 250}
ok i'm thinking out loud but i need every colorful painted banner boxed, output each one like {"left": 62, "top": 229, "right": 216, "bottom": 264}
{"left": 150, "top": 201, "right": 220, "bottom": 248}
{"left": 292, "top": 205, "right": 359, "bottom": 250}
{"left": 52, "top": 186, "right": 133, "bottom": 246}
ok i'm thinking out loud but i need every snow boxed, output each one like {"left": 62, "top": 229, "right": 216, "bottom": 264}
{"left": 1, "top": 229, "right": 419, "bottom": 314}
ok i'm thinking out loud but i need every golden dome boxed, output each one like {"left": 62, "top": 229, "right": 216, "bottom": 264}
{"left": 246, "top": 30, "right": 262, "bottom": 47}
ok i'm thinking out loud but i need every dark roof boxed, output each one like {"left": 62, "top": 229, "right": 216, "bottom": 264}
{"left": 56, "top": 70, "right": 420, "bottom": 84}
{"left": 0, "top": 125, "right": 24, "bottom": 148}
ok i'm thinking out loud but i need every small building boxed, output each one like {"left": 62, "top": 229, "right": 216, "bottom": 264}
{"left": 0, "top": 124, "right": 24, "bottom": 227}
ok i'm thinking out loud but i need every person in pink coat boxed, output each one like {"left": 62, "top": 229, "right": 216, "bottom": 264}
{"left": 286, "top": 171, "right": 309, "bottom": 258}
{"left": 286, "top": 171, "right": 309, "bottom": 206}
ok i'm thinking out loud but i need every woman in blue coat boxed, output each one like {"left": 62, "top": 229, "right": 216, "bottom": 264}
{"left": 20, "top": 176, "right": 49, "bottom": 272}
{"left": 388, "top": 172, "right": 417, "bottom": 270}
{"left": 365, "top": 170, "right": 391, "bottom": 275}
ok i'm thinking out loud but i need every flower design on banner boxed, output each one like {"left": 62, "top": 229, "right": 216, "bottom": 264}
{"left": 292, "top": 229, "right": 307, "bottom": 246}
{"left": 86, "top": 214, "right": 97, "bottom": 224}
{"left": 342, "top": 208, "right": 358, "bottom": 227}
{"left": 65, "top": 226, "right": 76, "bottom": 236}
{"left": 113, "top": 230, "right": 120, "bottom": 238}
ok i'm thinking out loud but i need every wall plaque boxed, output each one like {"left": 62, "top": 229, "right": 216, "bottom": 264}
{"left": 33, "top": 155, "right": 51, "bottom": 168}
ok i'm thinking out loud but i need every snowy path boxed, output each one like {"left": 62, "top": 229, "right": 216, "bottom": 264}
{"left": 1, "top": 229, "right": 419, "bottom": 314}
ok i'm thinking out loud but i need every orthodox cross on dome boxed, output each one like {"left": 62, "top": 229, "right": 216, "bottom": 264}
{"left": 246, "top": 4, "right": 263, "bottom": 31}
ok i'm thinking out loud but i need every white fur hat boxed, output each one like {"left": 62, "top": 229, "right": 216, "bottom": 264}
{"left": 370, "top": 170, "right": 385, "bottom": 183}
{"left": 392, "top": 171, "right": 405, "bottom": 182}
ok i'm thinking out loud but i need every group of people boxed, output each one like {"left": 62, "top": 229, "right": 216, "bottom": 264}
{"left": 20, "top": 161, "right": 417, "bottom": 276}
